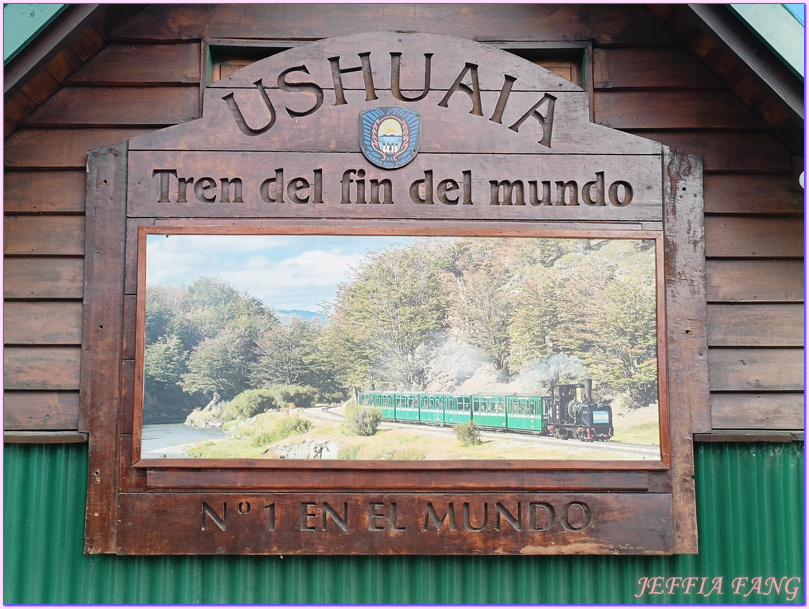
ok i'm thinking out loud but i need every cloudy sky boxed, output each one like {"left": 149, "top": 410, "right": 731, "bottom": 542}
{"left": 145, "top": 234, "right": 420, "bottom": 312}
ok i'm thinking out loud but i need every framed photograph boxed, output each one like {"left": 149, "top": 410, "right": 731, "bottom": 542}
{"left": 137, "top": 230, "right": 666, "bottom": 465}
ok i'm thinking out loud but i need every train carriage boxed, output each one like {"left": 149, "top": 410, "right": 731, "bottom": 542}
{"left": 471, "top": 395, "right": 508, "bottom": 428}
{"left": 358, "top": 385, "right": 611, "bottom": 442}
{"left": 394, "top": 392, "right": 420, "bottom": 421}
{"left": 445, "top": 395, "right": 472, "bottom": 425}
{"left": 506, "top": 396, "right": 545, "bottom": 431}
{"left": 419, "top": 393, "right": 446, "bottom": 424}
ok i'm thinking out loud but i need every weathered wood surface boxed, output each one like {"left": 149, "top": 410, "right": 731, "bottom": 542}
{"left": 595, "top": 90, "right": 766, "bottom": 130}
{"left": 661, "top": 148, "right": 708, "bottom": 554}
{"left": 116, "top": 492, "right": 674, "bottom": 555}
{"left": 19, "top": 70, "right": 60, "bottom": 107}
{"left": 4, "top": 170, "right": 88, "bottom": 213}
{"left": 625, "top": 130, "right": 792, "bottom": 173}
{"left": 146, "top": 466, "right": 658, "bottom": 490}
{"left": 111, "top": 4, "right": 678, "bottom": 46}
{"left": 709, "top": 349, "right": 805, "bottom": 392}
{"left": 706, "top": 259, "right": 804, "bottom": 303}
{"left": 136, "top": 86, "right": 658, "bottom": 156}
{"left": 703, "top": 174, "right": 804, "bottom": 214}
{"left": 4, "top": 347, "right": 82, "bottom": 390}
{"left": 704, "top": 216, "right": 804, "bottom": 258}
{"left": 4, "top": 215, "right": 85, "bottom": 255}
{"left": 4, "top": 301, "right": 83, "bottom": 345}
{"left": 4, "top": 391, "right": 80, "bottom": 430}
{"left": 121, "top": 360, "right": 134, "bottom": 436}
{"left": 80, "top": 145, "right": 129, "bottom": 554}
{"left": 711, "top": 393, "right": 804, "bottom": 430}
{"left": 206, "top": 33, "right": 583, "bottom": 92}
{"left": 5, "top": 128, "right": 151, "bottom": 168}
{"left": 4, "top": 258, "right": 85, "bottom": 299}
{"left": 127, "top": 151, "right": 663, "bottom": 221}
{"left": 593, "top": 47, "right": 726, "bottom": 89}
{"left": 708, "top": 304, "right": 804, "bottom": 347}
{"left": 25, "top": 86, "right": 200, "bottom": 127}
{"left": 67, "top": 42, "right": 201, "bottom": 85}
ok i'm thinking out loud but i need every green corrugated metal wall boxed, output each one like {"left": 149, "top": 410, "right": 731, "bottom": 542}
{"left": 4, "top": 442, "right": 804, "bottom": 604}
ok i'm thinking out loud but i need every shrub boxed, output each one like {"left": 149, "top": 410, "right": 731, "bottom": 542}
{"left": 341, "top": 404, "right": 382, "bottom": 436}
{"left": 252, "top": 415, "right": 312, "bottom": 447}
{"left": 454, "top": 421, "right": 481, "bottom": 446}
{"left": 337, "top": 445, "right": 361, "bottom": 460}
{"left": 270, "top": 384, "right": 318, "bottom": 409}
{"left": 221, "top": 388, "right": 278, "bottom": 422}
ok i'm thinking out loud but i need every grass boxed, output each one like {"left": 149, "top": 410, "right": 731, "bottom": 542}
{"left": 179, "top": 410, "right": 654, "bottom": 461}
{"left": 611, "top": 422, "right": 660, "bottom": 445}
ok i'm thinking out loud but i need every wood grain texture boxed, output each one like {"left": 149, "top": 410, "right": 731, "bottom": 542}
{"left": 708, "top": 304, "right": 804, "bottom": 347}
{"left": 43, "top": 45, "right": 83, "bottom": 83}
{"left": 4, "top": 170, "right": 88, "bottom": 213}
{"left": 111, "top": 4, "right": 677, "bottom": 46}
{"left": 4, "top": 301, "right": 83, "bottom": 345}
{"left": 625, "top": 130, "right": 791, "bottom": 173}
{"left": 4, "top": 91, "right": 37, "bottom": 124}
{"left": 709, "top": 348, "right": 804, "bottom": 391}
{"left": 5, "top": 128, "right": 152, "bottom": 168}
{"left": 24, "top": 86, "right": 200, "bottom": 127}
{"left": 593, "top": 47, "right": 726, "bottom": 90}
{"left": 703, "top": 173, "right": 804, "bottom": 214}
{"left": 67, "top": 23, "right": 106, "bottom": 63}
{"left": 4, "top": 215, "right": 85, "bottom": 255}
{"left": 20, "top": 69, "right": 61, "bottom": 106}
{"left": 711, "top": 393, "right": 804, "bottom": 430}
{"left": 704, "top": 216, "right": 804, "bottom": 258}
{"left": 706, "top": 259, "right": 804, "bottom": 303}
{"left": 3, "top": 391, "right": 80, "bottom": 430}
{"left": 596, "top": 90, "right": 765, "bottom": 130}
{"left": 4, "top": 258, "right": 85, "bottom": 299}
{"left": 81, "top": 144, "right": 129, "bottom": 553}
{"left": 67, "top": 42, "right": 201, "bottom": 84}
{"left": 116, "top": 491, "right": 674, "bottom": 555}
{"left": 662, "top": 148, "right": 709, "bottom": 554}
{"left": 4, "top": 347, "right": 82, "bottom": 390}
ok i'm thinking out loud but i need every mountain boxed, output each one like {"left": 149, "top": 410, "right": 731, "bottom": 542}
{"left": 276, "top": 310, "right": 329, "bottom": 325}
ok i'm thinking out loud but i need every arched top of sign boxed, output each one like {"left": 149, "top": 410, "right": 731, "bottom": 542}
{"left": 129, "top": 31, "right": 661, "bottom": 157}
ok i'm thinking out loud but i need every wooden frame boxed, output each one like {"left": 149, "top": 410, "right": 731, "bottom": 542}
{"left": 81, "top": 31, "right": 710, "bottom": 555}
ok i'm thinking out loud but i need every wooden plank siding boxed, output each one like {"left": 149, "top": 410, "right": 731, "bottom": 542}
{"left": 3, "top": 4, "right": 803, "bottom": 437}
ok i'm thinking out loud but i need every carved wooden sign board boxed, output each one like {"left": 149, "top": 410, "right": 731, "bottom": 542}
{"left": 82, "top": 32, "right": 710, "bottom": 555}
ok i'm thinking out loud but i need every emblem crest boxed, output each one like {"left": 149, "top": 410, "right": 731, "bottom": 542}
{"left": 359, "top": 106, "right": 422, "bottom": 169}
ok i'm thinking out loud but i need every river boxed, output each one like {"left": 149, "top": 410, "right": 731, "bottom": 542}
{"left": 141, "top": 423, "right": 226, "bottom": 458}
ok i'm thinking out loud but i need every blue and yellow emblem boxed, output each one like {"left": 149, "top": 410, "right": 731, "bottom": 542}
{"left": 359, "top": 106, "right": 422, "bottom": 169}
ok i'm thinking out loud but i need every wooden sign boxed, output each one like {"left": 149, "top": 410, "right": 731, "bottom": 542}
{"left": 81, "top": 32, "right": 710, "bottom": 555}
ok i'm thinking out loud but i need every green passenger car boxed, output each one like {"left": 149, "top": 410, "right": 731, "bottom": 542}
{"left": 394, "top": 392, "right": 420, "bottom": 421}
{"left": 445, "top": 395, "right": 472, "bottom": 424}
{"left": 505, "top": 396, "right": 545, "bottom": 431}
{"left": 471, "top": 395, "right": 508, "bottom": 428}
{"left": 358, "top": 391, "right": 545, "bottom": 432}
{"left": 418, "top": 393, "right": 446, "bottom": 423}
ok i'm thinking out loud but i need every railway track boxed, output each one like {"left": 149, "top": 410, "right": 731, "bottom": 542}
{"left": 312, "top": 405, "right": 660, "bottom": 459}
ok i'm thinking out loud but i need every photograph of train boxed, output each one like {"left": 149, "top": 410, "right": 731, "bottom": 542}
{"left": 140, "top": 234, "right": 661, "bottom": 460}
{"left": 359, "top": 380, "right": 614, "bottom": 442}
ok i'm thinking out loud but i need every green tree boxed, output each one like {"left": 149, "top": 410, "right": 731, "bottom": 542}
{"left": 433, "top": 238, "right": 517, "bottom": 374}
{"left": 144, "top": 333, "right": 187, "bottom": 385}
{"left": 323, "top": 245, "right": 446, "bottom": 391}
{"left": 180, "top": 325, "right": 254, "bottom": 401}
{"left": 251, "top": 317, "right": 337, "bottom": 394}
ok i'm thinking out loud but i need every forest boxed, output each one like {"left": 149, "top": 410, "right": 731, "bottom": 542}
{"left": 142, "top": 237, "right": 659, "bottom": 424}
